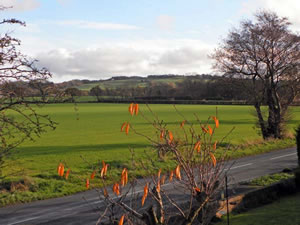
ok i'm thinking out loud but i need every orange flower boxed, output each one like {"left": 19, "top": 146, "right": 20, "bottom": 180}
{"left": 160, "top": 130, "right": 164, "bottom": 141}
{"left": 157, "top": 168, "right": 162, "bottom": 179}
{"left": 169, "top": 170, "right": 174, "bottom": 182}
{"left": 125, "top": 123, "right": 130, "bottom": 135}
{"left": 100, "top": 161, "right": 106, "bottom": 178}
{"left": 201, "top": 126, "right": 208, "bottom": 134}
{"left": 141, "top": 183, "right": 148, "bottom": 206}
{"left": 156, "top": 180, "right": 161, "bottom": 193}
{"left": 121, "top": 168, "right": 128, "bottom": 187}
{"left": 86, "top": 178, "right": 90, "bottom": 189}
{"left": 134, "top": 104, "right": 139, "bottom": 115}
{"left": 168, "top": 131, "right": 174, "bottom": 144}
{"left": 104, "top": 164, "right": 108, "bottom": 176}
{"left": 215, "top": 119, "right": 219, "bottom": 128}
{"left": 91, "top": 170, "right": 96, "bottom": 180}
{"left": 213, "top": 141, "right": 217, "bottom": 150}
{"left": 194, "top": 187, "right": 201, "bottom": 192}
{"left": 113, "top": 183, "right": 120, "bottom": 195}
{"left": 212, "top": 116, "right": 219, "bottom": 128}
{"left": 128, "top": 103, "right": 134, "bottom": 115}
{"left": 119, "top": 215, "right": 125, "bottom": 225}
{"left": 180, "top": 120, "right": 186, "bottom": 128}
{"left": 121, "top": 122, "right": 127, "bottom": 132}
{"left": 100, "top": 167, "right": 105, "bottom": 178}
{"left": 57, "top": 163, "right": 62, "bottom": 174}
{"left": 210, "top": 153, "right": 217, "bottom": 167}
{"left": 103, "top": 187, "right": 108, "bottom": 197}
{"left": 59, "top": 164, "right": 65, "bottom": 177}
{"left": 207, "top": 125, "right": 213, "bottom": 136}
{"left": 194, "top": 141, "right": 201, "bottom": 152}
{"left": 65, "top": 169, "right": 70, "bottom": 180}
{"left": 121, "top": 175, "right": 125, "bottom": 187}
{"left": 175, "top": 165, "right": 181, "bottom": 180}
{"left": 57, "top": 163, "right": 64, "bottom": 177}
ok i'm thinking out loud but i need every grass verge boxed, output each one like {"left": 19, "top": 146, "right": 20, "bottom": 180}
{"left": 216, "top": 193, "right": 300, "bottom": 225}
{"left": 245, "top": 172, "right": 295, "bottom": 187}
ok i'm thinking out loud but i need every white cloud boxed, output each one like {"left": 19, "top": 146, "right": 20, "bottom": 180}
{"left": 240, "top": 0, "right": 300, "bottom": 31}
{"left": 56, "top": 20, "right": 140, "bottom": 30}
{"left": 1, "top": 0, "right": 40, "bottom": 12}
{"left": 156, "top": 15, "right": 175, "bottom": 31}
{"left": 34, "top": 39, "right": 214, "bottom": 82}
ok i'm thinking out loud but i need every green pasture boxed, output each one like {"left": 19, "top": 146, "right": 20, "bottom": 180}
{"left": 217, "top": 193, "right": 300, "bottom": 225}
{"left": 1, "top": 103, "right": 299, "bottom": 206}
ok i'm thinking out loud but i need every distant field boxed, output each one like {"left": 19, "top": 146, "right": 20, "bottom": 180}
{"left": 76, "top": 77, "right": 188, "bottom": 90}
{"left": 1, "top": 103, "right": 299, "bottom": 206}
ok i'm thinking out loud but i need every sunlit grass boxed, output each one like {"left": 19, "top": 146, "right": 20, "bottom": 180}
{"left": 217, "top": 193, "right": 300, "bottom": 225}
{"left": 1, "top": 103, "right": 299, "bottom": 206}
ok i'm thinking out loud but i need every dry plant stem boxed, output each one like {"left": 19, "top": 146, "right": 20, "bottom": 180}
{"left": 156, "top": 188, "right": 165, "bottom": 224}
{"left": 184, "top": 196, "right": 210, "bottom": 225}
{"left": 119, "top": 201, "right": 143, "bottom": 219}
{"left": 160, "top": 189, "right": 186, "bottom": 219}
{"left": 86, "top": 104, "right": 232, "bottom": 224}
{"left": 130, "top": 125, "right": 159, "bottom": 146}
{"left": 96, "top": 206, "right": 109, "bottom": 225}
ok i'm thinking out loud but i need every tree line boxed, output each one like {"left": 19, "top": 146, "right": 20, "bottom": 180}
{"left": 88, "top": 76, "right": 250, "bottom": 101}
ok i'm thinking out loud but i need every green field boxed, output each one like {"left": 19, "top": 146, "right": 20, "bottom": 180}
{"left": 1, "top": 103, "right": 299, "bottom": 206}
{"left": 217, "top": 193, "right": 300, "bottom": 225}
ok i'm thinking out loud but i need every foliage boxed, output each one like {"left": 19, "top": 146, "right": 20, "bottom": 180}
{"left": 294, "top": 167, "right": 300, "bottom": 189}
{"left": 212, "top": 11, "right": 300, "bottom": 139}
{"left": 296, "top": 125, "right": 300, "bottom": 166}
{"left": 0, "top": 11, "right": 57, "bottom": 178}
{"left": 83, "top": 75, "right": 251, "bottom": 102}
{"left": 89, "top": 85, "right": 104, "bottom": 102}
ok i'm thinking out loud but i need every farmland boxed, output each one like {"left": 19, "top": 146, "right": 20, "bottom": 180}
{"left": 75, "top": 76, "right": 187, "bottom": 91}
{"left": 1, "top": 103, "right": 299, "bottom": 206}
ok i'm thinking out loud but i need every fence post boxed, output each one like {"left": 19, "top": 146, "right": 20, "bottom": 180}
{"left": 225, "top": 175, "right": 230, "bottom": 225}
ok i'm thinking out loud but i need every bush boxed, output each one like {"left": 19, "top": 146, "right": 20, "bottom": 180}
{"left": 296, "top": 125, "right": 300, "bottom": 166}
{"left": 295, "top": 167, "right": 300, "bottom": 190}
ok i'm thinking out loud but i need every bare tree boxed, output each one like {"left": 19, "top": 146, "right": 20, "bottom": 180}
{"left": 0, "top": 10, "right": 56, "bottom": 178}
{"left": 73, "top": 104, "right": 233, "bottom": 225}
{"left": 212, "top": 11, "right": 300, "bottom": 139}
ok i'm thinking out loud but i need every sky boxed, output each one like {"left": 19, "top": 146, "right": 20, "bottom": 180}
{"left": 1, "top": 0, "right": 300, "bottom": 82}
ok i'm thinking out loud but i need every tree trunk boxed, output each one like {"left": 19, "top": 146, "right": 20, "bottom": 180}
{"left": 96, "top": 95, "right": 101, "bottom": 102}
{"left": 265, "top": 82, "right": 282, "bottom": 139}
{"left": 254, "top": 103, "right": 268, "bottom": 139}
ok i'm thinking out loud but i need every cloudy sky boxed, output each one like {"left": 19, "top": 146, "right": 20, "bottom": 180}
{"left": 1, "top": 0, "right": 300, "bottom": 82}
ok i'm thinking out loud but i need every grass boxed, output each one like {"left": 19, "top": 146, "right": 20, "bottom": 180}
{"left": 216, "top": 193, "right": 300, "bottom": 225}
{"left": 1, "top": 103, "right": 299, "bottom": 206}
{"left": 246, "top": 172, "right": 295, "bottom": 186}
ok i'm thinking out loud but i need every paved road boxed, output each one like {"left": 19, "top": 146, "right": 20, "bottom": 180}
{"left": 0, "top": 147, "right": 297, "bottom": 225}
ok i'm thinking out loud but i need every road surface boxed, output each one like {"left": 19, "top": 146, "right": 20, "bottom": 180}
{"left": 0, "top": 147, "right": 297, "bottom": 225}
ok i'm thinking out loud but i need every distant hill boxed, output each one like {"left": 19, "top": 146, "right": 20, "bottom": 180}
{"left": 60, "top": 74, "right": 214, "bottom": 91}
